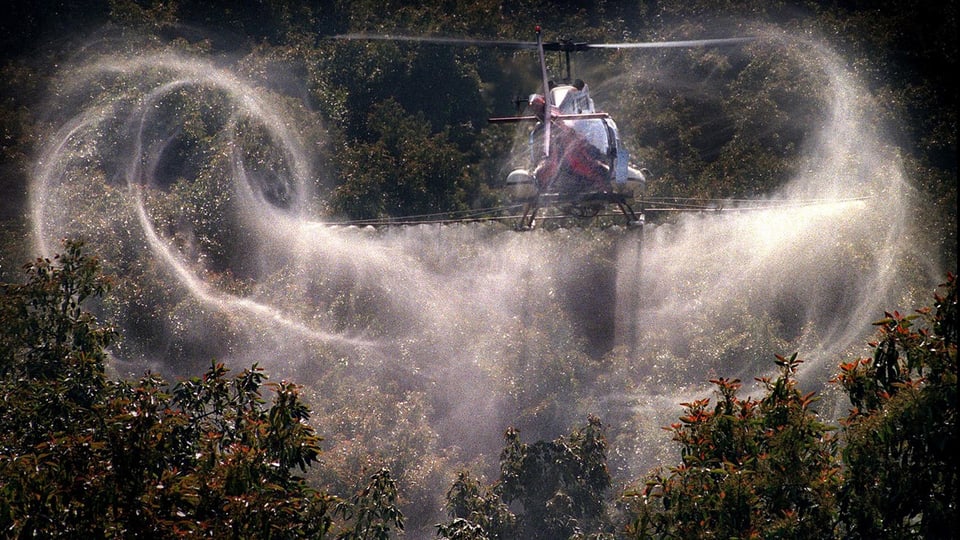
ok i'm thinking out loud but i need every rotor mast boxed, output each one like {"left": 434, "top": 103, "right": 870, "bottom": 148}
{"left": 536, "top": 26, "right": 553, "bottom": 157}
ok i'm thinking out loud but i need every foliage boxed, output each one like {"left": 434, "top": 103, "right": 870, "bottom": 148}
{"left": 620, "top": 353, "right": 841, "bottom": 539}
{"left": 305, "top": 370, "right": 449, "bottom": 536}
{"left": 0, "top": 238, "right": 116, "bottom": 444}
{"left": 437, "top": 416, "right": 612, "bottom": 540}
{"left": 437, "top": 471, "right": 516, "bottom": 539}
{"left": 0, "top": 240, "right": 336, "bottom": 537}
{"left": 329, "top": 98, "right": 474, "bottom": 220}
{"left": 832, "top": 273, "right": 957, "bottom": 539}
{"left": 334, "top": 468, "right": 405, "bottom": 540}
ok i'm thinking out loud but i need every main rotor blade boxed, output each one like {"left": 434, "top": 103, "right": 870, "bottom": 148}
{"left": 331, "top": 34, "right": 755, "bottom": 51}
{"left": 586, "top": 36, "right": 755, "bottom": 49}
{"left": 332, "top": 33, "right": 537, "bottom": 49}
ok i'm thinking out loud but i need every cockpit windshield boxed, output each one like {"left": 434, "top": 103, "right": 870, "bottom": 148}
{"left": 550, "top": 80, "right": 594, "bottom": 114}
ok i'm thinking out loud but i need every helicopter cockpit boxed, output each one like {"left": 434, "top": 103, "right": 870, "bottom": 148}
{"left": 551, "top": 79, "right": 593, "bottom": 113}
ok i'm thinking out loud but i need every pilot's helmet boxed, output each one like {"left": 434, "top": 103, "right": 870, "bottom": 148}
{"left": 529, "top": 94, "right": 546, "bottom": 119}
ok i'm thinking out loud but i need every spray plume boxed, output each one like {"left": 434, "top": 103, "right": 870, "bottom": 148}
{"left": 28, "top": 24, "right": 942, "bottom": 509}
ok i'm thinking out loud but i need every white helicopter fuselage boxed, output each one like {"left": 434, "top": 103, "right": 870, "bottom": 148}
{"left": 507, "top": 81, "right": 646, "bottom": 198}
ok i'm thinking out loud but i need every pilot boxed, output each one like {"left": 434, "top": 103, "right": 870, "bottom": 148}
{"left": 528, "top": 94, "right": 610, "bottom": 194}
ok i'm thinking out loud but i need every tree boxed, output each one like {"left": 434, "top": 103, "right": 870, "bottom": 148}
{"left": 0, "top": 240, "right": 336, "bottom": 537}
{"left": 437, "top": 470, "right": 516, "bottom": 539}
{"left": 622, "top": 354, "right": 841, "bottom": 539}
{"left": 437, "top": 416, "right": 612, "bottom": 540}
{"left": 334, "top": 468, "right": 405, "bottom": 540}
{"left": 833, "top": 273, "right": 957, "bottom": 539}
{"left": 0, "top": 238, "right": 116, "bottom": 441}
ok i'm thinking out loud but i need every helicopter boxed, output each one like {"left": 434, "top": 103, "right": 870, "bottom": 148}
{"left": 333, "top": 27, "right": 756, "bottom": 230}
{"left": 488, "top": 26, "right": 651, "bottom": 229}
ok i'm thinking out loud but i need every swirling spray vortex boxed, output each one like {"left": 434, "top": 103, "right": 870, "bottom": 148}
{"left": 33, "top": 52, "right": 308, "bottom": 243}
{"left": 29, "top": 51, "right": 380, "bottom": 352}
